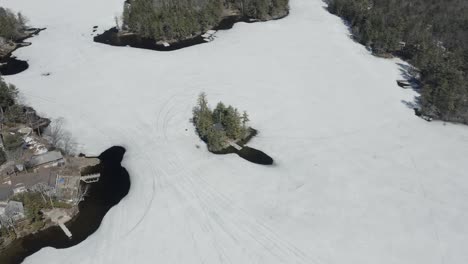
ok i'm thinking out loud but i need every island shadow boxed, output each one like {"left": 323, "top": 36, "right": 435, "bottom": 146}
{"left": 0, "top": 146, "right": 130, "bottom": 264}
{"left": 212, "top": 130, "right": 274, "bottom": 165}
{"left": 216, "top": 146, "right": 274, "bottom": 165}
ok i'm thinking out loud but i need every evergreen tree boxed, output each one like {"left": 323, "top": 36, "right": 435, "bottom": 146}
{"left": 213, "top": 102, "right": 226, "bottom": 124}
{"left": 0, "top": 77, "right": 18, "bottom": 111}
{"left": 0, "top": 7, "right": 26, "bottom": 40}
{"left": 0, "top": 148, "right": 6, "bottom": 166}
{"left": 122, "top": 0, "right": 288, "bottom": 41}
{"left": 5, "top": 104, "right": 26, "bottom": 123}
{"left": 241, "top": 111, "right": 249, "bottom": 127}
{"left": 223, "top": 106, "right": 242, "bottom": 139}
{"left": 193, "top": 92, "right": 213, "bottom": 138}
{"left": 326, "top": 0, "right": 468, "bottom": 123}
{"left": 192, "top": 93, "right": 252, "bottom": 151}
{"left": 206, "top": 127, "right": 226, "bottom": 151}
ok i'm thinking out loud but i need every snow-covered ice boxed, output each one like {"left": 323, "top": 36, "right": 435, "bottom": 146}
{"left": 1, "top": 0, "right": 468, "bottom": 263}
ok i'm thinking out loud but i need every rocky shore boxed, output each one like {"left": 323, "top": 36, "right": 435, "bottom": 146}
{"left": 94, "top": 3, "right": 288, "bottom": 51}
{"left": 0, "top": 28, "right": 44, "bottom": 75}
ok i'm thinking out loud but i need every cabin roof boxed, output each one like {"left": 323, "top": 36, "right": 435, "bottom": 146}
{"left": 29, "top": 151, "right": 64, "bottom": 167}
{"left": 0, "top": 184, "right": 12, "bottom": 201}
{"left": 213, "top": 123, "right": 224, "bottom": 131}
{"left": 11, "top": 170, "right": 58, "bottom": 189}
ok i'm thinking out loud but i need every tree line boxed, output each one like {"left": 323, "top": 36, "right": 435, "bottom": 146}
{"left": 0, "top": 7, "right": 27, "bottom": 41}
{"left": 192, "top": 93, "right": 250, "bottom": 151}
{"left": 0, "top": 76, "right": 76, "bottom": 166}
{"left": 326, "top": 0, "right": 468, "bottom": 123}
{"left": 0, "top": 75, "right": 20, "bottom": 165}
{"left": 0, "top": 75, "right": 44, "bottom": 130}
{"left": 121, "top": 0, "right": 289, "bottom": 41}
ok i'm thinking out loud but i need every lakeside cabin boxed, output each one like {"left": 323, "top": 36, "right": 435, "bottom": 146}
{"left": 11, "top": 170, "right": 58, "bottom": 195}
{"left": 28, "top": 151, "right": 65, "bottom": 169}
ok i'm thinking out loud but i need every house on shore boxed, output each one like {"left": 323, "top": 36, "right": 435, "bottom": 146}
{"left": 28, "top": 151, "right": 65, "bottom": 170}
{"left": 55, "top": 175, "right": 81, "bottom": 203}
{"left": 10, "top": 170, "right": 58, "bottom": 195}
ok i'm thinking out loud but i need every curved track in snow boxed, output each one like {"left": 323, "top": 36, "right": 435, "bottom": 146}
{"left": 1, "top": 0, "right": 468, "bottom": 263}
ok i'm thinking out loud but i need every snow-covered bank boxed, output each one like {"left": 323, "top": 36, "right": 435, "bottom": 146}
{"left": 1, "top": 0, "right": 468, "bottom": 263}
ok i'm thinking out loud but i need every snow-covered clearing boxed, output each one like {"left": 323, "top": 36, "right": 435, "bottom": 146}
{"left": 1, "top": 0, "right": 468, "bottom": 263}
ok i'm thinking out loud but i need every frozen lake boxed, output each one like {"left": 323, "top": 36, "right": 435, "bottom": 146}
{"left": 1, "top": 0, "right": 468, "bottom": 263}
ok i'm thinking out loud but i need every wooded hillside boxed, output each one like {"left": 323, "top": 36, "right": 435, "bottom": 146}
{"left": 0, "top": 7, "right": 26, "bottom": 41}
{"left": 327, "top": 0, "right": 468, "bottom": 123}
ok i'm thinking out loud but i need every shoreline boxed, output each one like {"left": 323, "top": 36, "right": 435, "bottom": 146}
{"left": 210, "top": 128, "right": 274, "bottom": 165}
{"left": 94, "top": 12, "right": 288, "bottom": 52}
{"left": 0, "top": 146, "right": 130, "bottom": 264}
{"left": 1, "top": 26, "right": 130, "bottom": 261}
{"left": 0, "top": 28, "right": 45, "bottom": 75}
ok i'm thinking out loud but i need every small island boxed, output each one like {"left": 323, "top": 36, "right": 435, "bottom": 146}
{"left": 192, "top": 93, "right": 253, "bottom": 152}
{"left": 192, "top": 93, "right": 273, "bottom": 165}
{"left": 94, "top": 0, "right": 289, "bottom": 51}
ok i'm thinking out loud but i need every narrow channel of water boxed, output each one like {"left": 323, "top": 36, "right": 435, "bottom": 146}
{"left": 0, "top": 146, "right": 130, "bottom": 264}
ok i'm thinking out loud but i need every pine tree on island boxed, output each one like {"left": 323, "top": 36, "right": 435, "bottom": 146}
{"left": 192, "top": 93, "right": 253, "bottom": 152}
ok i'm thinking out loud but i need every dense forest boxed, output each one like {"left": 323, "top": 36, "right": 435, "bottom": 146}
{"left": 0, "top": 7, "right": 26, "bottom": 41}
{"left": 121, "top": 0, "right": 289, "bottom": 41}
{"left": 326, "top": 0, "right": 468, "bottom": 123}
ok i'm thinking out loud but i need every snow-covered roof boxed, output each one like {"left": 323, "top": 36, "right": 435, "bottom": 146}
{"left": 29, "top": 150, "right": 64, "bottom": 167}
{"left": 0, "top": 184, "right": 12, "bottom": 202}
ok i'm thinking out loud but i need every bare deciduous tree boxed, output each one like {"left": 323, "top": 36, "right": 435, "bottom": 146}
{"left": 44, "top": 117, "right": 77, "bottom": 155}
{"left": 31, "top": 183, "right": 52, "bottom": 203}
{"left": 0, "top": 210, "right": 18, "bottom": 235}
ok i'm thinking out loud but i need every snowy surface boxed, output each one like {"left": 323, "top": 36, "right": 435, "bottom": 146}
{"left": 1, "top": 0, "right": 468, "bottom": 263}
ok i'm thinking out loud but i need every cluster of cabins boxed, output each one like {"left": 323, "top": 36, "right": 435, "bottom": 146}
{"left": 0, "top": 149, "right": 98, "bottom": 228}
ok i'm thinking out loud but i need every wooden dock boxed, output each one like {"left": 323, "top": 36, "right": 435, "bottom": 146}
{"left": 58, "top": 222, "right": 72, "bottom": 238}
{"left": 80, "top": 173, "right": 101, "bottom": 183}
{"left": 43, "top": 209, "right": 73, "bottom": 239}
{"left": 227, "top": 140, "right": 242, "bottom": 151}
